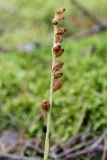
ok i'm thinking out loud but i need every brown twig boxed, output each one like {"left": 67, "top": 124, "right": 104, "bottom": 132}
{"left": 55, "top": 129, "right": 107, "bottom": 159}
{"left": 69, "top": 0, "right": 107, "bottom": 40}
{"left": 24, "top": 144, "right": 44, "bottom": 156}
{"left": 70, "top": 0, "right": 104, "bottom": 26}
{"left": 56, "top": 139, "right": 95, "bottom": 159}
{"left": 60, "top": 127, "right": 91, "bottom": 149}
{"left": 0, "top": 153, "right": 41, "bottom": 160}
{"left": 67, "top": 24, "right": 107, "bottom": 40}
{"left": 0, "top": 130, "right": 107, "bottom": 160}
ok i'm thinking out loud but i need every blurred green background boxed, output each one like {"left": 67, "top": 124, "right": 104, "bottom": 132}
{"left": 0, "top": 0, "right": 107, "bottom": 142}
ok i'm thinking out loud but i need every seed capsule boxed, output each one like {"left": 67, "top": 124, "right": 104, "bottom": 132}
{"left": 55, "top": 35, "right": 63, "bottom": 43}
{"left": 52, "top": 18, "right": 59, "bottom": 25}
{"left": 54, "top": 70, "right": 63, "bottom": 79}
{"left": 42, "top": 100, "right": 50, "bottom": 111}
{"left": 56, "top": 8, "right": 65, "bottom": 14}
{"left": 56, "top": 27, "right": 67, "bottom": 35}
{"left": 54, "top": 48, "right": 64, "bottom": 57}
{"left": 53, "top": 43, "right": 61, "bottom": 51}
{"left": 53, "top": 80, "right": 62, "bottom": 92}
{"left": 53, "top": 61, "right": 64, "bottom": 70}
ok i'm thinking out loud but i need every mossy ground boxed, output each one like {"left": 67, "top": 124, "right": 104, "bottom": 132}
{"left": 1, "top": 32, "right": 107, "bottom": 141}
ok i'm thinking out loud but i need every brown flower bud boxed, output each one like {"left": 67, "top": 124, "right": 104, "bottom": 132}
{"left": 56, "top": 27, "right": 67, "bottom": 35}
{"left": 42, "top": 100, "right": 50, "bottom": 111}
{"left": 52, "top": 18, "right": 59, "bottom": 25}
{"left": 53, "top": 80, "right": 62, "bottom": 92}
{"left": 54, "top": 48, "right": 64, "bottom": 57}
{"left": 53, "top": 43, "right": 61, "bottom": 51}
{"left": 56, "top": 8, "right": 65, "bottom": 14}
{"left": 54, "top": 70, "right": 63, "bottom": 79}
{"left": 53, "top": 61, "right": 64, "bottom": 70}
{"left": 55, "top": 35, "right": 63, "bottom": 43}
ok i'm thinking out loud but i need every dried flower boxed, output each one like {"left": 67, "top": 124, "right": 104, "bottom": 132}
{"left": 56, "top": 27, "right": 67, "bottom": 35}
{"left": 52, "top": 18, "right": 59, "bottom": 25}
{"left": 53, "top": 61, "right": 64, "bottom": 70}
{"left": 54, "top": 70, "right": 63, "bottom": 79}
{"left": 53, "top": 43, "right": 61, "bottom": 51}
{"left": 53, "top": 80, "right": 62, "bottom": 92}
{"left": 52, "top": 8, "right": 65, "bottom": 25}
{"left": 42, "top": 100, "right": 50, "bottom": 111}
{"left": 56, "top": 8, "right": 65, "bottom": 14}
{"left": 55, "top": 35, "right": 63, "bottom": 43}
{"left": 54, "top": 48, "right": 64, "bottom": 57}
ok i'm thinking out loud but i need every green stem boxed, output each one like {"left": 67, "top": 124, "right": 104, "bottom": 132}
{"left": 43, "top": 25, "right": 56, "bottom": 160}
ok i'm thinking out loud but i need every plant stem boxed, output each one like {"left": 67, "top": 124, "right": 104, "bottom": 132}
{"left": 43, "top": 25, "right": 57, "bottom": 160}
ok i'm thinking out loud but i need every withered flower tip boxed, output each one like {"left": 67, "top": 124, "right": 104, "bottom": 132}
{"left": 42, "top": 100, "right": 50, "bottom": 111}
{"left": 56, "top": 8, "right": 65, "bottom": 14}
{"left": 52, "top": 18, "right": 59, "bottom": 25}
{"left": 54, "top": 48, "right": 64, "bottom": 57}
{"left": 53, "top": 61, "right": 64, "bottom": 70}
{"left": 54, "top": 70, "right": 63, "bottom": 79}
{"left": 53, "top": 80, "right": 62, "bottom": 92}
{"left": 56, "top": 27, "right": 67, "bottom": 35}
{"left": 55, "top": 35, "right": 63, "bottom": 43}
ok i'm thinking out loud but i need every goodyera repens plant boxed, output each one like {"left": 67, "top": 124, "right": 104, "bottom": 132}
{"left": 42, "top": 8, "right": 67, "bottom": 160}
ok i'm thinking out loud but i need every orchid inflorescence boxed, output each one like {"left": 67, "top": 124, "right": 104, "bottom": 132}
{"left": 42, "top": 8, "right": 66, "bottom": 111}
{"left": 42, "top": 8, "right": 66, "bottom": 160}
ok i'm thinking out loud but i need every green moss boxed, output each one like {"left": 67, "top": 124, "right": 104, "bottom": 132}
{"left": 0, "top": 32, "right": 107, "bottom": 141}
{"left": 0, "top": 0, "right": 107, "bottom": 45}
